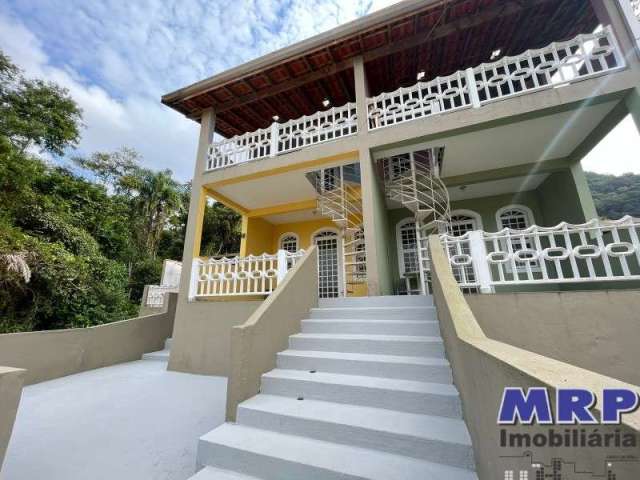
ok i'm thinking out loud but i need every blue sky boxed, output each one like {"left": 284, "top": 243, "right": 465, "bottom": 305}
{"left": 0, "top": 0, "right": 638, "bottom": 180}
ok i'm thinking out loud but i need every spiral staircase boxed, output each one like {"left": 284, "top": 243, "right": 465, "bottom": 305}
{"left": 313, "top": 164, "right": 367, "bottom": 296}
{"left": 382, "top": 148, "right": 451, "bottom": 294}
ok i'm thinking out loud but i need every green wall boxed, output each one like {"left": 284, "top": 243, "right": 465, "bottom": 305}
{"left": 535, "top": 164, "right": 596, "bottom": 226}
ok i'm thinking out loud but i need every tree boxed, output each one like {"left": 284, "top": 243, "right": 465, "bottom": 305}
{"left": 0, "top": 52, "right": 82, "bottom": 155}
{"left": 586, "top": 171, "right": 640, "bottom": 219}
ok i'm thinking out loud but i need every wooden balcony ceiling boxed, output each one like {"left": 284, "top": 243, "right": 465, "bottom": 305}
{"left": 162, "top": 0, "right": 597, "bottom": 138}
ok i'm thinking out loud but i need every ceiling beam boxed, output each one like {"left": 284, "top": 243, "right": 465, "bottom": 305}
{"left": 190, "top": 0, "right": 552, "bottom": 120}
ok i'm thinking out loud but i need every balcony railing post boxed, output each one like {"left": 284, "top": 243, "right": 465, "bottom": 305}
{"left": 188, "top": 259, "right": 200, "bottom": 301}
{"left": 468, "top": 230, "right": 494, "bottom": 294}
{"left": 270, "top": 122, "right": 279, "bottom": 158}
{"left": 465, "top": 68, "right": 481, "bottom": 109}
{"left": 276, "top": 249, "right": 288, "bottom": 283}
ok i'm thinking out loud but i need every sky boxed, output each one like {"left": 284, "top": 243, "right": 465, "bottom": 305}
{"left": 0, "top": 0, "right": 638, "bottom": 180}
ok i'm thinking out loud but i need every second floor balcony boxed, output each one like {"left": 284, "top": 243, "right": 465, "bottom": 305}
{"left": 204, "top": 25, "right": 627, "bottom": 172}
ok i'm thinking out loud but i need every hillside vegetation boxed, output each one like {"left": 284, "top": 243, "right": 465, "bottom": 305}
{"left": 0, "top": 51, "right": 240, "bottom": 333}
{"left": 586, "top": 171, "right": 640, "bottom": 220}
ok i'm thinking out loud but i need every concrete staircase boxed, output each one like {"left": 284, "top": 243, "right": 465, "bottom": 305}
{"left": 141, "top": 337, "right": 172, "bottom": 361}
{"left": 191, "top": 296, "right": 477, "bottom": 480}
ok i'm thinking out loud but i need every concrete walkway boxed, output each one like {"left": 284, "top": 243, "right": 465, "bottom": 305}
{"left": 3, "top": 360, "right": 227, "bottom": 480}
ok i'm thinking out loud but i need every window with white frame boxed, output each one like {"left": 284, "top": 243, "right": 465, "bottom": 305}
{"left": 280, "top": 234, "right": 298, "bottom": 253}
{"left": 446, "top": 211, "right": 481, "bottom": 286}
{"left": 396, "top": 219, "right": 419, "bottom": 277}
{"left": 447, "top": 211, "right": 481, "bottom": 236}
{"left": 498, "top": 206, "right": 533, "bottom": 230}
{"left": 496, "top": 205, "right": 537, "bottom": 272}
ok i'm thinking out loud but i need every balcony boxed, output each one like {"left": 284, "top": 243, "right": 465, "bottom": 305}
{"left": 204, "top": 27, "right": 625, "bottom": 173}
{"left": 367, "top": 27, "right": 625, "bottom": 130}
{"left": 440, "top": 216, "right": 640, "bottom": 293}
{"left": 206, "top": 104, "right": 357, "bottom": 171}
{"left": 188, "top": 250, "right": 305, "bottom": 298}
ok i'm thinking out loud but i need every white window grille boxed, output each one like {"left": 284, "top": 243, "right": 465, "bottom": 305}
{"left": 314, "top": 230, "right": 341, "bottom": 298}
{"left": 280, "top": 234, "right": 299, "bottom": 253}
{"left": 446, "top": 212, "right": 481, "bottom": 288}
{"left": 504, "top": 471, "right": 514, "bottom": 480}
{"left": 497, "top": 206, "right": 537, "bottom": 272}
{"left": 397, "top": 220, "right": 419, "bottom": 276}
{"left": 499, "top": 209, "right": 532, "bottom": 230}
{"left": 520, "top": 471, "right": 529, "bottom": 480}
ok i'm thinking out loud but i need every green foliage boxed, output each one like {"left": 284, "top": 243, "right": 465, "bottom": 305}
{"left": 586, "top": 171, "right": 640, "bottom": 220}
{"left": 0, "top": 50, "right": 242, "bottom": 333}
{"left": 0, "top": 52, "right": 82, "bottom": 155}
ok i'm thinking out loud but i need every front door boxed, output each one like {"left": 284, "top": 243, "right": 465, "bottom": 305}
{"left": 314, "top": 230, "right": 341, "bottom": 298}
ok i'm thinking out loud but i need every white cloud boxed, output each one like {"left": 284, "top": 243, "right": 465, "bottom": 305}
{"left": 2, "top": 0, "right": 635, "bottom": 182}
{"left": 0, "top": 0, "right": 399, "bottom": 180}
{"left": 582, "top": 115, "right": 640, "bottom": 175}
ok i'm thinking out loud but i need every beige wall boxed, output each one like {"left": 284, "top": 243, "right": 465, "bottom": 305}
{"left": 467, "top": 290, "right": 640, "bottom": 386}
{"left": 0, "top": 367, "right": 24, "bottom": 475}
{"left": 168, "top": 298, "right": 262, "bottom": 376}
{"left": 0, "top": 294, "right": 177, "bottom": 386}
{"left": 428, "top": 236, "right": 640, "bottom": 480}
{"left": 226, "top": 247, "right": 318, "bottom": 421}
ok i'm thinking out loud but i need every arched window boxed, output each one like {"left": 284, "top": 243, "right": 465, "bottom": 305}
{"left": 447, "top": 210, "right": 482, "bottom": 236}
{"left": 496, "top": 205, "right": 534, "bottom": 230}
{"left": 396, "top": 219, "right": 419, "bottom": 277}
{"left": 279, "top": 233, "right": 299, "bottom": 253}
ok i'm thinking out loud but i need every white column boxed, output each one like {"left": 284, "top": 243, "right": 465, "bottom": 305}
{"left": 276, "top": 249, "right": 288, "bottom": 283}
{"left": 468, "top": 230, "right": 494, "bottom": 294}
{"left": 188, "top": 259, "right": 201, "bottom": 301}
{"left": 465, "top": 68, "right": 481, "bottom": 108}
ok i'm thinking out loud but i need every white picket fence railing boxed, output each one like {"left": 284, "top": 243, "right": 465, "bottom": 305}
{"left": 441, "top": 216, "right": 640, "bottom": 293}
{"left": 367, "top": 26, "right": 625, "bottom": 130}
{"left": 145, "top": 285, "right": 179, "bottom": 307}
{"left": 206, "top": 103, "right": 357, "bottom": 171}
{"left": 189, "top": 250, "right": 305, "bottom": 298}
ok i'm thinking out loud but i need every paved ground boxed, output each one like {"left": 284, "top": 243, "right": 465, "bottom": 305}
{"left": 3, "top": 360, "right": 227, "bottom": 480}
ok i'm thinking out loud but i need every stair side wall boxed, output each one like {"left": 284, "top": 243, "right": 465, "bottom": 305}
{"left": 428, "top": 235, "right": 640, "bottom": 480}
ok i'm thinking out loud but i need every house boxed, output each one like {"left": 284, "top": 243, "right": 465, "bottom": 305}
{"left": 154, "top": 1, "right": 640, "bottom": 479}
{"left": 5, "top": 2, "right": 640, "bottom": 480}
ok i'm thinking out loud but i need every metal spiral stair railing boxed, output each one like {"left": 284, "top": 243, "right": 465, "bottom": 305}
{"left": 316, "top": 167, "right": 367, "bottom": 295}
{"left": 383, "top": 153, "right": 451, "bottom": 294}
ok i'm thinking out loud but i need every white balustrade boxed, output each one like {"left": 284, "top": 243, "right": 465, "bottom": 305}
{"left": 367, "top": 70, "right": 471, "bottom": 130}
{"left": 188, "top": 250, "right": 304, "bottom": 298}
{"left": 440, "top": 216, "right": 640, "bottom": 292}
{"left": 367, "top": 26, "right": 625, "bottom": 130}
{"left": 145, "top": 285, "right": 178, "bottom": 307}
{"left": 206, "top": 103, "right": 357, "bottom": 171}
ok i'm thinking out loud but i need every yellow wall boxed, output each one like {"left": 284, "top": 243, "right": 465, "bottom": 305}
{"left": 271, "top": 218, "right": 368, "bottom": 297}
{"left": 271, "top": 218, "right": 337, "bottom": 251}
{"left": 240, "top": 216, "right": 275, "bottom": 256}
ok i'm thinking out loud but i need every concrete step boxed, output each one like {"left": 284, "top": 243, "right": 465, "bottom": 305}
{"left": 141, "top": 349, "right": 170, "bottom": 361}
{"left": 164, "top": 337, "right": 173, "bottom": 349}
{"left": 309, "top": 306, "right": 437, "bottom": 321}
{"left": 190, "top": 466, "right": 263, "bottom": 479}
{"left": 198, "top": 423, "right": 477, "bottom": 480}
{"left": 237, "top": 394, "right": 474, "bottom": 469}
{"left": 277, "top": 349, "right": 452, "bottom": 383}
{"left": 301, "top": 319, "right": 440, "bottom": 336}
{"left": 318, "top": 295, "right": 433, "bottom": 308}
{"left": 289, "top": 333, "right": 444, "bottom": 357}
{"left": 260, "top": 369, "right": 461, "bottom": 417}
